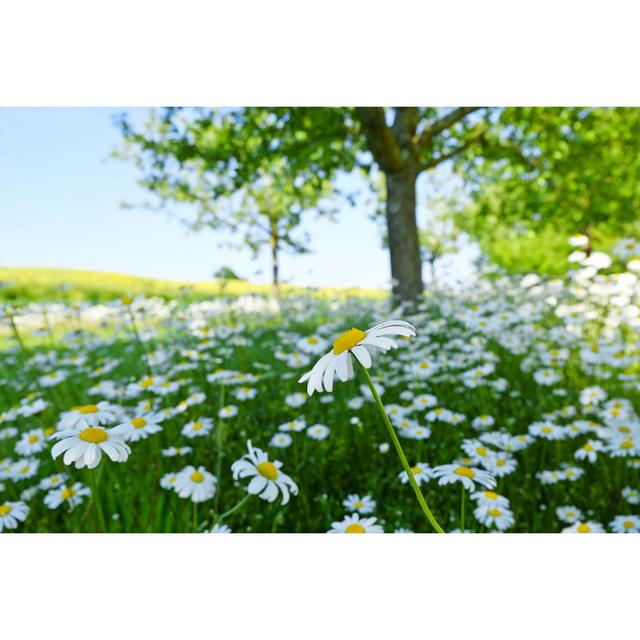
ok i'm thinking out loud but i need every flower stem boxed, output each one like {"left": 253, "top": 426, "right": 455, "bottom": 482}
{"left": 460, "top": 484, "right": 466, "bottom": 532}
{"left": 218, "top": 494, "right": 251, "bottom": 522}
{"left": 356, "top": 361, "right": 445, "bottom": 533}
{"left": 87, "top": 470, "right": 107, "bottom": 533}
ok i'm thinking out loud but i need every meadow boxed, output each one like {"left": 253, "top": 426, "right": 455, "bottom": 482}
{"left": 1, "top": 255, "right": 639, "bottom": 535}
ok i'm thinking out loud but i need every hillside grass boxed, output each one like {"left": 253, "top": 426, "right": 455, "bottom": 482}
{"left": 0, "top": 266, "right": 385, "bottom": 305}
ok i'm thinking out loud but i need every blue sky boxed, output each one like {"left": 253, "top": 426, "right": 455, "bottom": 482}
{"left": 0, "top": 108, "right": 477, "bottom": 289}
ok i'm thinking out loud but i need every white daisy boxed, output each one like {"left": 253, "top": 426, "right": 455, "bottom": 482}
{"left": 57, "top": 402, "right": 117, "bottom": 430}
{"left": 432, "top": 464, "right": 497, "bottom": 492}
{"left": 342, "top": 494, "right": 376, "bottom": 514}
{"left": 231, "top": 440, "right": 298, "bottom": 505}
{"left": 298, "top": 320, "right": 416, "bottom": 395}
{"left": 115, "top": 413, "right": 164, "bottom": 442}
{"left": 50, "top": 426, "right": 131, "bottom": 469}
{"left": 0, "top": 501, "right": 29, "bottom": 532}
{"left": 181, "top": 418, "right": 214, "bottom": 439}
{"left": 306, "top": 423, "right": 330, "bottom": 441}
{"left": 328, "top": 513, "right": 383, "bottom": 533}
{"left": 14, "top": 428, "right": 48, "bottom": 456}
{"left": 44, "top": 482, "right": 91, "bottom": 510}
{"left": 174, "top": 465, "right": 217, "bottom": 502}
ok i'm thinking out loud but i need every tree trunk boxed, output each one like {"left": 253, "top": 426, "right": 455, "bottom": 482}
{"left": 270, "top": 223, "right": 280, "bottom": 301}
{"left": 386, "top": 169, "right": 424, "bottom": 306}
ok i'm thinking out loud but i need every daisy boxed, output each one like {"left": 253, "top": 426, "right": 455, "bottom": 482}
{"left": 269, "top": 433, "right": 293, "bottom": 448}
{"left": 14, "top": 428, "right": 48, "bottom": 456}
{"left": 622, "top": 486, "right": 640, "bottom": 505}
{"left": 278, "top": 418, "right": 306, "bottom": 433}
{"left": 398, "top": 463, "right": 433, "bottom": 486}
{"left": 181, "top": 418, "right": 214, "bottom": 439}
{"left": 0, "top": 501, "right": 29, "bottom": 532}
{"left": 609, "top": 515, "right": 640, "bottom": 533}
{"left": 58, "top": 402, "right": 116, "bottom": 430}
{"left": 9, "top": 458, "right": 40, "bottom": 481}
{"left": 298, "top": 320, "right": 416, "bottom": 395}
{"left": 207, "top": 523, "right": 232, "bottom": 533}
{"left": 231, "top": 440, "right": 298, "bottom": 505}
{"left": 556, "top": 505, "right": 584, "bottom": 524}
{"left": 306, "top": 423, "right": 330, "bottom": 441}
{"left": 342, "top": 494, "right": 376, "bottom": 514}
{"left": 44, "top": 482, "right": 91, "bottom": 510}
{"left": 284, "top": 392, "right": 307, "bottom": 408}
{"left": 328, "top": 513, "right": 384, "bottom": 533}
{"left": 160, "top": 472, "right": 179, "bottom": 490}
{"left": 50, "top": 426, "right": 131, "bottom": 469}
{"left": 174, "top": 465, "right": 217, "bottom": 502}
{"left": 39, "top": 472, "right": 68, "bottom": 491}
{"left": 574, "top": 440, "right": 604, "bottom": 463}
{"left": 474, "top": 504, "right": 515, "bottom": 531}
{"left": 161, "top": 446, "right": 192, "bottom": 457}
{"left": 218, "top": 405, "right": 238, "bottom": 419}
{"left": 234, "top": 386, "right": 257, "bottom": 401}
{"left": 115, "top": 413, "right": 164, "bottom": 442}
{"left": 562, "top": 521, "right": 606, "bottom": 533}
{"left": 471, "top": 490, "right": 510, "bottom": 510}
{"left": 432, "top": 464, "right": 497, "bottom": 492}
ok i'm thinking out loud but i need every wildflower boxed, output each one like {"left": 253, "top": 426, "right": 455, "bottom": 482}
{"left": 181, "top": 418, "right": 214, "bottom": 439}
{"left": 50, "top": 426, "right": 130, "bottom": 469}
{"left": 218, "top": 405, "right": 239, "bottom": 419}
{"left": 622, "top": 486, "right": 640, "bottom": 505}
{"left": 161, "top": 446, "right": 192, "bottom": 457}
{"left": 44, "top": 482, "right": 91, "bottom": 510}
{"left": 342, "top": 494, "right": 376, "bottom": 514}
{"left": 471, "top": 490, "right": 510, "bottom": 509}
{"left": 562, "top": 521, "right": 606, "bottom": 533}
{"left": 174, "top": 465, "right": 217, "bottom": 502}
{"left": 609, "top": 515, "right": 640, "bottom": 533}
{"left": 398, "top": 463, "right": 433, "bottom": 486}
{"left": 556, "top": 506, "right": 584, "bottom": 524}
{"left": 207, "top": 523, "right": 232, "bottom": 533}
{"left": 58, "top": 402, "right": 117, "bottom": 430}
{"left": 299, "top": 320, "right": 416, "bottom": 395}
{"left": 0, "top": 501, "right": 29, "bottom": 532}
{"left": 269, "top": 433, "right": 293, "bottom": 448}
{"left": 328, "top": 513, "right": 383, "bottom": 533}
{"left": 306, "top": 423, "right": 330, "bottom": 441}
{"left": 14, "top": 428, "right": 48, "bottom": 456}
{"left": 474, "top": 504, "right": 515, "bottom": 531}
{"left": 231, "top": 440, "right": 298, "bottom": 505}
{"left": 116, "top": 413, "right": 164, "bottom": 442}
{"left": 432, "top": 464, "right": 496, "bottom": 491}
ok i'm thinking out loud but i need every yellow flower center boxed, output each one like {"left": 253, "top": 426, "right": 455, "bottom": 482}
{"left": 623, "top": 521, "right": 633, "bottom": 529}
{"left": 354, "top": 501, "right": 364, "bottom": 509}
{"left": 131, "top": 417, "right": 147, "bottom": 428}
{"left": 61, "top": 487, "right": 77, "bottom": 500}
{"left": 0, "top": 504, "right": 12, "bottom": 516}
{"left": 75, "top": 405, "right": 99, "bottom": 414}
{"left": 411, "top": 466, "right": 422, "bottom": 475}
{"left": 620, "top": 440, "right": 633, "bottom": 450}
{"left": 542, "top": 426, "right": 553, "bottom": 434}
{"left": 476, "top": 447, "right": 487, "bottom": 457}
{"left": 307, "top": 337, "right": 319, "bottom": 344}
{"left": 190, "top": 471, "right": 205, "bottom": 483}
{"left": 583, "top": 443, "right": 593, "bottom": 451}
{"left": 488, "top": 508, "right": 502, "bottom": 517}
{"left": 345, "top": 523, "right": 366, "bottom": 533}
{"left": 419, "top": 362, "right": 429, "bottom": 369}
{"left": 455, "top": 466, "right": 475, "bottom": 478}
{"left": 79, "top": 427, "right": 108, "bottom": 443}
{"left": 256, "top": 461, "right": 278, "bottom": 480}
{"left": 496, "top": 459, "right": 505, "bottom": 467}
{"left": 140, "top": 377, "right": 154, "bottom": 388}
{"left": 121, "top": 295, "right": 133, "bottom": 305}
{"left": 28, "top": 434, "right": 39, "bottom": 444}
{"left": 333, "top": 327, "right": 366, "bottom": 355}
{"left": 484, "top": 491, "right": 498, "bottom": 500}
{"left": 577, "top": 523, "right": 590, "bottom": 533}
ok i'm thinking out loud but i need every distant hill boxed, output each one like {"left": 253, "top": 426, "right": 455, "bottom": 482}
{"left": 0, "top": 266, "right": 384, "bottom": 305}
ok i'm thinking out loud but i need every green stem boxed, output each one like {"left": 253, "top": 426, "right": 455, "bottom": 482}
{"left": 214, "top": 385, "right": 225, "bottom": 513}
{"left": 128, "top": 309, "right": 152, "bottom": 375}
{"left": 357, "top": 362, "right": 445, "bottom": 533}
{"left": 192, "top": 502, "right": 198, "bottom": 532}
{"left": 460, "top": 484, "right": 466, "bottom": 532}
{"left": 87, "top": 470, "right": 107, "bottom": 533}
{"left": 218, "top": 494, "right": 251, "bottom": 522}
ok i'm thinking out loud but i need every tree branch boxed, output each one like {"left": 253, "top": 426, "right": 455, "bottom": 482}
{"left": 418, "top": 107, "right": 481, "bottom": 152}
{"left": 425, "top": 132, "right": 485, "bottom": 169}
{"left": 355, "top": 107, "right": 404, "bottom": 173}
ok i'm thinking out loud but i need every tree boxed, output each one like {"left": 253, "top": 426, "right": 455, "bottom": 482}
{"left": 117, "top": 107, "right": 489, "bottom": 305}
{"left": 457, "top": 107, "right": 640, "bottom": 272}
{"left": 115, "top": 108, "right": 348, "bottom": 299}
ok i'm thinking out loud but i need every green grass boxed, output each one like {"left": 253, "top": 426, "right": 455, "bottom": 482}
{"left": 0, "top": 266, "right": 385, "bottom": 305}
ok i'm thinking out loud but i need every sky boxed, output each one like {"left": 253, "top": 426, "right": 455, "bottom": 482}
{"left": 0, "top": 108, "right": 478, "bottom": 289}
